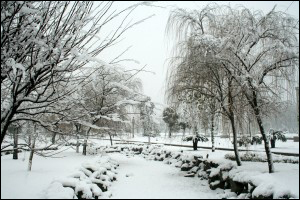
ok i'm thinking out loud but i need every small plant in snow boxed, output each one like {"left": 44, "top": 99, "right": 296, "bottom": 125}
{"left": 268, "top": 129, "right": 287, "bottom": 148}
{"left": 237, "top": 136, "right": 252, "bottom": 147}
{"left": 252, "top": 135, "right": 263, "bottom": 145}
{"left": 183, "top": 134, "right": 208, "bottom": 151}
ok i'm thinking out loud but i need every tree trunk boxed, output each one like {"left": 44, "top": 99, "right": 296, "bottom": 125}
{"left": 13, "top": 127, "right": 19, "bottom": 160}
{"left": 51, "top": 133, "right": 57, "bottom": 144}
{"left": 75, "top": 124, "right": 81, "bottom": 153}
{"left": 83, "top": 139, "right": 87, "bottom": 156}
{"left": 210, "top": 113, "right": 215, "bottom": 152}
{"left": 76, "top": 135, "right": 80, "bottom": 153}
{"left": 109, "top": 133, "right": 113, "bottom": 146}
{"left": 1, "top": 120, "right": 11, "bottom": 145}
{"left": 28, "top": 132, "right": 32, "bottom": 148}
{"left": 256, "top": 112, "right": 274, "bottom": 173}
{"left": 132, "top": 118, "right": 135, "bottom": 138}
{"left": 252, "top": 89, "right": 274, "bottom": 173}
{"left": 83, "top": 127, "right": 91, "bottom": 156}
{"left": 229, "top": 116, "right": 242, "bottom": 166}
{"left": 248, "top": 118, "right": 252, "bottom": 138}
{"left": 148, "top": 134, "right": 151, "bottom": 144}
{"left": 28, "top": 139, "right": 36, "bottom": 171}
{"left": 227, "top": 79, "right": 242, "bottom": 166}
{"left": 270, "top": 139, "right": 275, "bottom": 148}
{"left": 28, "top": 125, "right": 36, "bottom": 171}
{"left": 168, "top": 126, "right": 172, "bottom": 138}
{"left": 193, "top": 139, "right": 198, "bottom": 150}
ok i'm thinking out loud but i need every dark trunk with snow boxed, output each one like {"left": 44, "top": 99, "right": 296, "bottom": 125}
{"left": 255, "top": 107, "right": 274, "bottom": 173}
{"left": 168, "top": 126, "right": 172, "bottom": 138}
{"left": 28, "top": 126, "right": 36, "bottom": 171}
{"left": 228, "top": 81, "right": 242, "bottom": 166}
{"left": 75, "top": 124, "right": 81, "bottom": 153}
{"left": 210, "top": 113, "right": 215, "bottom": 152}
{"left": 109, "top": 133, "right": 113, "bottom": 146}
{"left": 83, "top": 139, "right": 87, "bottom": 156}
{"left": 270, "top": 138, "right": 276, "bottom": 148}
{"left": 248, "top": 118, "right": 252, "bottom": 141}
{"left": 82, "top": 138, "right": 88, "bottom": 156}
{"left": 51, "top": 133, "right": 57, "bottom": 144}
{"left": 248, "top": 87, "right": 274, "bottom": 173}
{"left": 132, "top": 117, "right": 135, "bottom": 138}
{"left": 13, "top": 127, "right": 18, "bottom": 160}
{"left": 229, "top": 116, "right": 242, "bottom": 166}
{"left": 193, "top": 139, "right": 198, "bottom": 150}
{"left": 76, "top": 135, "right": 80, "bottom": 153}
{"left": 83, "top": 127, "right": 91, "bottom": 156}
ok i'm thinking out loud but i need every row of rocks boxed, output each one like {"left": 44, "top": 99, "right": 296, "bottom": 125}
{"left": 115, "top": 144, "right": 295, "bottom": 199}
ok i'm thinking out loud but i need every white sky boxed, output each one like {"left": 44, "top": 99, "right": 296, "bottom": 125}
{"left": 98, "top": 1, "right": 299, "bottom": 107}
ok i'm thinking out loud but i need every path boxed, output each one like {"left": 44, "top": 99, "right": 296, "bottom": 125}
{"left": 108, "top": 153, "right": 221, "bottom": 199}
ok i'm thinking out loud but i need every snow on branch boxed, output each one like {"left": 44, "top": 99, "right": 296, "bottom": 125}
{"left": 75, "top": 120, "right": 110, "bottom": 130}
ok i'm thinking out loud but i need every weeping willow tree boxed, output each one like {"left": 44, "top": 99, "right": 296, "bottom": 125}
{"left": 165, "top": 32, "right": 243, "bottom": 165}
{"left": 165, "top": 4, "right": 299, "bottom": 173}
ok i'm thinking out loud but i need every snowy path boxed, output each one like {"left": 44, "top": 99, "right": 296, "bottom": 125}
{"left": 108, "top": 154, "right": 221, "bottom": 199}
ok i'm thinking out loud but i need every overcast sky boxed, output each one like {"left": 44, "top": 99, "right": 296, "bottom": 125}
{"left": 99, "top": 1, "right": 299, "bottom": 108}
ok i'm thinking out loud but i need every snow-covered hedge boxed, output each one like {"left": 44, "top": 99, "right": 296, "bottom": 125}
{"left": 224, "top": 152, "right": 299, "bottom": 164}
{"left": 45, "top": 156, "right": 119, "bottom": 199}
{"left": 87, "top": 144, "right": 121, "bottom": 155}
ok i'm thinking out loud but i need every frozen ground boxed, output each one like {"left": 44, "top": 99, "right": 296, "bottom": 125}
{"left": 1, "top": 139, "right": 299, "bottom": 199}
{"left": 109, "top": 153, "right": 222, "bottom": 199}
{"left": 1, "top": 146, "right": 222, "bottom": 199}
{"left": 1, "top": 148, "right": 95, "bottom": 199}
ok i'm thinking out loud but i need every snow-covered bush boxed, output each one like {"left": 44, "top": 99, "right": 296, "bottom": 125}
{"left": 225, "top": 152, "right": 298, "bottom": 164}
{"left": 46, "top": 156, "right": 119, "bottom": 199}
{"left": 183, "top": 135, "right": 208, "bottom": 142}
{"left": 269, "top": 129, "right": 287, "bottom": 148}
{"left": 237, "top": 136, "right": 251, "bottom": 147}
{"left": 183, "top": 134, "right": 209, "bottom": 150}
{"left": 252, "top": 135, "right": 263, "bottom": 145}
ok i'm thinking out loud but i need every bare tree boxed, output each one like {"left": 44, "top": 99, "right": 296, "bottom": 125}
{"left": 69, "top": 63, "right": 144, "bottom": 155}
{"left": 1, "top": 1, "right": 153, "bottom": 145}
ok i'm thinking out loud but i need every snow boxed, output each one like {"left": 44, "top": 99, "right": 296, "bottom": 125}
{"left": 20, "top": 5, "right": 38, "bottom": 14}
{"left": 75, "top": 120, "right": 110, "bottom": 130}
{"left": 1, "top": 148, "right": 96, "bottom": 199}
{"left": 111, "top": 82, "right": 135, "bottom": 94}
{"left": 115, "top": 99, "right": 140, "bottom": 106}
{"left": 5, "top": 58, "right": 26, "bottom": 78}
{"left": 1, "top": 138, "right": 299, "bottom": 199}
{"left": 209, "top": 168, "right": 220, "bottom": 178}
{"left": 45, "top": 182, "right": 75, "bottom": 199}
{"left": 108, "top": 153, "right": 222, "bottom": 199}
{"left": 228, "top": 162, "right": 299, "bottom": 198}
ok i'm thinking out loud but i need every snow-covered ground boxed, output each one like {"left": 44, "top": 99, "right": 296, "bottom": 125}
{"left": 1, "top": 139, "right": 299, "bottom": 199}
{"left": 1, "top": 146, "right": 222, "bottom": 199}
{"left": 108, "top": 153, "right": 223, "bottom": 199}
{"left": 1, "top": 148, "right": 95, "bottom": 199}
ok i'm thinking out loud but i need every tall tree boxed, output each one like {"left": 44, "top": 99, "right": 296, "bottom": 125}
{"left": 166, "top": 4, "right": 299, "bottom": 172}
{"left": 162, "top": 107, "right": 179, "bottom": 138}
{"left": 1, "top": 1, "right": 152, "bottom": 145}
